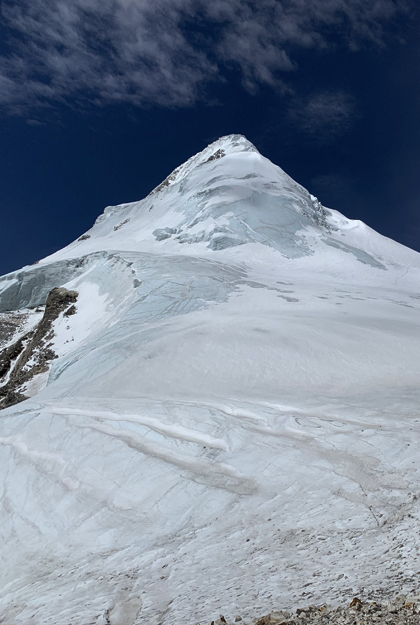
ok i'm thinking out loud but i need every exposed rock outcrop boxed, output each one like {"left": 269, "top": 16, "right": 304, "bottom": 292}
{"left": 0, "top": 287, "right": 78, "bottom": 409}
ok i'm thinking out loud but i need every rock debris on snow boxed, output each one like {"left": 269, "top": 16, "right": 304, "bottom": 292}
{"left": 205, "top": 596, "right": 420, "bottom": 625}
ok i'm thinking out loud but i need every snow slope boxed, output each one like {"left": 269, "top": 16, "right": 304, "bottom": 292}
{"left": 1, "top": 135, "right": 420, "bottom": 624}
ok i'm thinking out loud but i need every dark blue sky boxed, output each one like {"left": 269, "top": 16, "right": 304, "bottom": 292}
{"left": 1, "top": 0, "right": 419, "bottom": 276}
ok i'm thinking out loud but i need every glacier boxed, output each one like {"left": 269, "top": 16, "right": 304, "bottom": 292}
{"left": 1, "top": 134, "right": 420, "bottom": 624}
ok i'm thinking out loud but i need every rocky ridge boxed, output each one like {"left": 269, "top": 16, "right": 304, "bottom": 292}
{"left": 0, "top": 286, "right": 78, "bottom": 408}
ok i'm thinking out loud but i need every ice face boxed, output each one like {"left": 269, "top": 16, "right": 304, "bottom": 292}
{"left": 1, "top": 135, "right": 420, "bottom": 625}
{"left": 0, "top": 252, "right": 109, "bottom": 312}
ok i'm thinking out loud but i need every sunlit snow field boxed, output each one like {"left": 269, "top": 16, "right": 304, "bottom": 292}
{"left": 1, "top": 136, "right": 420, "bottom": 624}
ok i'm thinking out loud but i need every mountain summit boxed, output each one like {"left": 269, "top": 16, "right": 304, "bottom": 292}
{"left": 36, "top": 134, "right": 418, "bottom": 268}
{"left": 1, "top": 137, "right": 420, "bottom": 624}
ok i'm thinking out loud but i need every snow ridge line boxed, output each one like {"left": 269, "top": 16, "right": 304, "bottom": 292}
{"left": 42, "top": 406, "right": 257, "bottom": 494}
{"left": 46, "top": 406, "right": 229, "bottom": 450}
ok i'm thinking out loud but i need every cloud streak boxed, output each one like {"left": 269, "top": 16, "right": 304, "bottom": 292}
{"left": 0, "top": 0, "right": 411, "bottom": 114}
{"left": 289, "top": 91, "right": 358, "bottom": 143}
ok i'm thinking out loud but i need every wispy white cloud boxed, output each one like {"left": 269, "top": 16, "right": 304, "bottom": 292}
{"left": 0, "top": 0, "right": 411, "bottom": 114}
{"left": 289, "top": 91, "right": 358, "bottom": 143}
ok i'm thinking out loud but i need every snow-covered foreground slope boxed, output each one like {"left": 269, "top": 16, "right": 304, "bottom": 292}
{"left": 1, "top": 135, "right": 420, "bottom": 625}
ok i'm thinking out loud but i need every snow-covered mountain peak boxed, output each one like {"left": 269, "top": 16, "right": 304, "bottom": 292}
{"left": 38, "top": 134, "right": 419, "bottom": 274}
{"left": 201, "top": 133, "right": 262, "bottom": 158}
{"left": 147, "top": 133, "right": 261, "bottom": 196}
{"left": 38, "top": 135, "right": 336, "bottom": 262}
{"left": 146, "top": 134, "right": 260, "bottom": 197}
{"left": 2, "top": 136, "right": 420, "bottom": 625}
